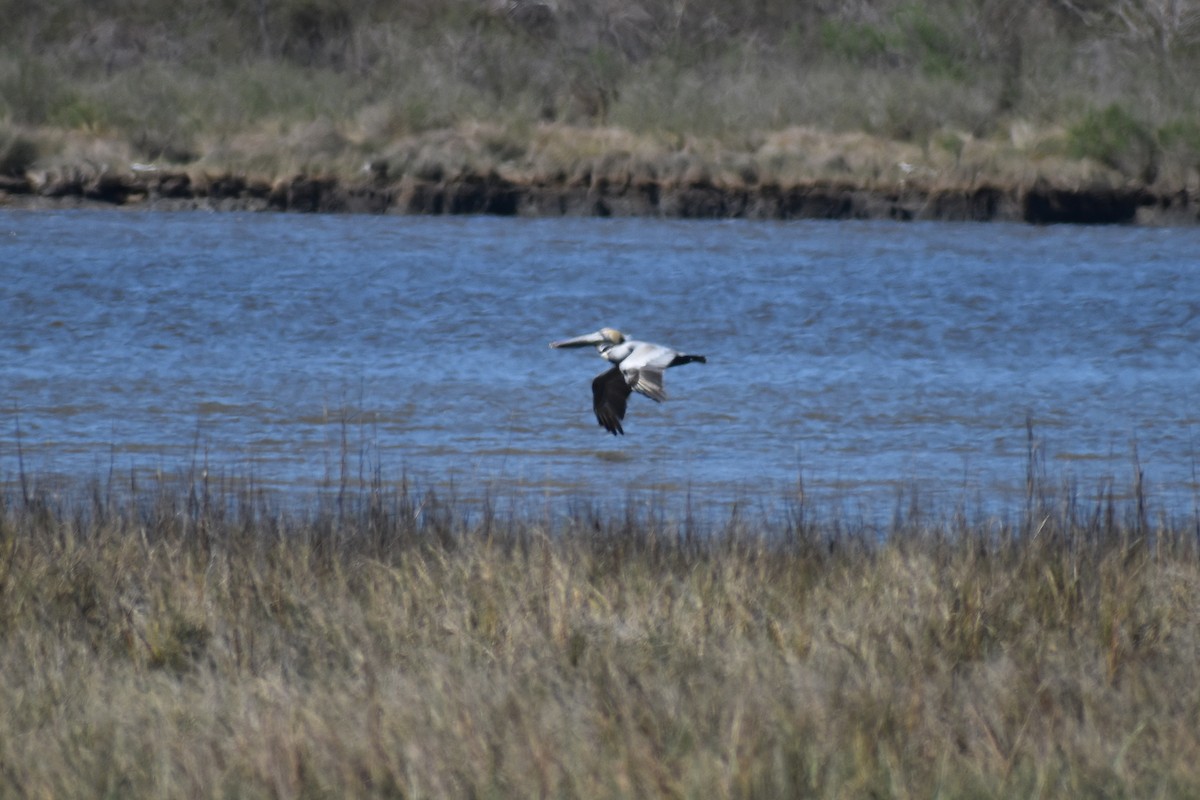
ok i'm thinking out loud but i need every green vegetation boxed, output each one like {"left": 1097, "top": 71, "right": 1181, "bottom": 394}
{"left": 1, "top": 464, "right": 1199, "bottom": 797}
{"left": 0, "top": 0, "right": 1197, "bottom": 191}
{"left": 1067, "top": 104, "right": 1160, "bottom": 181}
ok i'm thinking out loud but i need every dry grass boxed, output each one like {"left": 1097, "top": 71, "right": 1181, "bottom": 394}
{"left": 2, "top": 466, "right": 1199, "bottom": 798}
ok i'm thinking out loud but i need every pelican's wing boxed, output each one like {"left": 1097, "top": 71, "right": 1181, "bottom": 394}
{"left": 621, "top": 365, "right": 666, "bottom": 402}
{"left": 592, "top": 366, "right": 632, "bottom": 435}
{"left": 619, "top": 342, "right": 676, "bottom": 402}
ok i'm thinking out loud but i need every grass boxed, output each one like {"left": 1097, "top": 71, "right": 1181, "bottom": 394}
{"left": 2, "top": 461, "right": 1199, "bottom": 798}
{"left": 1, "top": 1, "right": 1198, "bottom": 195}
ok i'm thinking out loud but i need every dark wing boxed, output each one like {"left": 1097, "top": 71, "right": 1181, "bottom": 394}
{"left": 592, "top": 366, "right": 633, "bottom": 435}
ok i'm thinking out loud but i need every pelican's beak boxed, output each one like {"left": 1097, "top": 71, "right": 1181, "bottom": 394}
{"left": 549, "top": 331, "right": 606, "bottom": 349}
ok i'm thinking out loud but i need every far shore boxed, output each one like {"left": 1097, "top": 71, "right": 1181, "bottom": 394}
{"left": 2, "top": 165, "right": 1196, "bottom": 225}
{"left": 3, "top": 120, "right": 1198, "bottom": 225}
{"left": 4, "top": 2, "right": 1198, "bottom": 228}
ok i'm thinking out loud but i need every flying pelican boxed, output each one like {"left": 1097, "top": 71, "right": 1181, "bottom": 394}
{"left": 549, "top": 327, "right": 706, "bottom": 435}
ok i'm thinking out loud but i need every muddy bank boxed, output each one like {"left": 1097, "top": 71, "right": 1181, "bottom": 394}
{"left": 1, "top": 169, "right": 1195, "bottom": 225}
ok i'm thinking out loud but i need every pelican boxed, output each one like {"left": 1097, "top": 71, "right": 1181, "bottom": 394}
{"left": 549, "top": 327, "right": 706, "bottom": 435}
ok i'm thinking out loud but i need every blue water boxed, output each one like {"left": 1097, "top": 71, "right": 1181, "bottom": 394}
{"left": 2, "top": 210, "right": 1198, "bottom": 518}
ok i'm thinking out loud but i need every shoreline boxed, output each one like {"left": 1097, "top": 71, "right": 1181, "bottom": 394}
{"left": 2, "top": 168, "right": 1196, "bottom": 225}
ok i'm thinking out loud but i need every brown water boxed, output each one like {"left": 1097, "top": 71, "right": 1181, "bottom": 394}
{"left": 3, "top": 210, "right": 1198, "bottom": 518}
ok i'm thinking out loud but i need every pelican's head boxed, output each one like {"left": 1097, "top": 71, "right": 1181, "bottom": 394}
{"left": 549, "top": 328, "right": 624, "bottom": 349}
{"left": 598, "top": 327, "right": 624, "bottom": 344}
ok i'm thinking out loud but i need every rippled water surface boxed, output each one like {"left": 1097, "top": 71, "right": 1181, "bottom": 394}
{"left": 3, "top": 210, "right": 1198, "bottom": 516}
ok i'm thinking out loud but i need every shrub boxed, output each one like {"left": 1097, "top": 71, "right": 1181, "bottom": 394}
{"left": 1158, "top": 119, "right": 1200, "bottom": 165}
{"left": 0, "top": 57, "right": 73, "bottom": 126}
{"left": 1067, "top": 103, "right": 1159, "bottom": 180}
{"left": 898, "top": 5, "right": 969, "bottom": 80}
{"left": 818, "top": 19, "right": 891, "bottom": 64}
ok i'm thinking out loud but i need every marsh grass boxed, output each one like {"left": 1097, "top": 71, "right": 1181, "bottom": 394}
{"left": 2, "top": 456, "right": 1200, "bottom": 798}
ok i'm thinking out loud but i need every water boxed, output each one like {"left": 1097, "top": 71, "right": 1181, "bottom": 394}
{"left": 2, "top": 210, "right": 1198, "bottom": 519}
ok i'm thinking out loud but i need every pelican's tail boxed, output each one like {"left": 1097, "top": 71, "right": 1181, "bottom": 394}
{"left": 669, "top": 354, "right": 706, "bottom": 366}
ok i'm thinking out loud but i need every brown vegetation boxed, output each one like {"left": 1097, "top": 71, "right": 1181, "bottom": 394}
{"left": 1, "top": 1, "right": 1199, "bottom": 222}
{"left": 1, "top": 466, "right": 1199, "bottom": 797}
